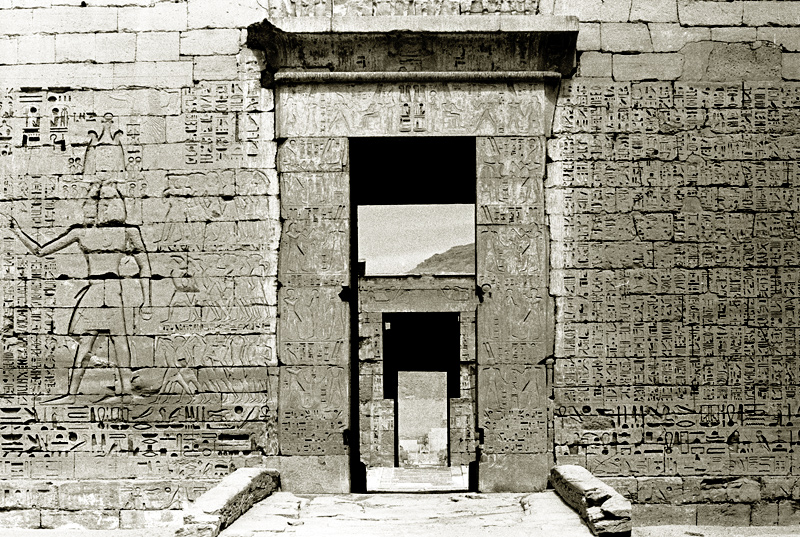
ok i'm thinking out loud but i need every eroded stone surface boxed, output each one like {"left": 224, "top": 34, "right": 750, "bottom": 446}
{"left": 220, "top": 492, "right": 593, "bottom": 537}
{"left": 550, "top": 465, "right": 631, "bottom": 535}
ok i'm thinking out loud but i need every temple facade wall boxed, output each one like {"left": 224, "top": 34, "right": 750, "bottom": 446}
{"left": 0, "top": 0, "right": 799, "bottom": 528}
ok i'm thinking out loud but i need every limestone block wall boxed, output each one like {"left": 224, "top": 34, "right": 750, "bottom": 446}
{"left": 547, "top": 0, "right": 800, "bottom": 527}
{"left": 2, "top": 0, "right": 800, "bottom": 527}
{"left": 0, "top": 0, "right": 279, "bottom": 528}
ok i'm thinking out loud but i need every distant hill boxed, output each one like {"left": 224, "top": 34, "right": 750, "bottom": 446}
{"left": 409, "top": 243, "right": 475, "bottom": 274}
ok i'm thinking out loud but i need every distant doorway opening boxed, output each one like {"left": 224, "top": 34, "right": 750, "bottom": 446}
{"left": 383, "top": 312, "right": 460, "bottom": 468}
{"left": 366, "top": 312, "right": 467, "bottom": 491}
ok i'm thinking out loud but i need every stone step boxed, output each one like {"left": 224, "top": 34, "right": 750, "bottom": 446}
{"left": 219, "top": 491, "right": 593, "bottom": 537}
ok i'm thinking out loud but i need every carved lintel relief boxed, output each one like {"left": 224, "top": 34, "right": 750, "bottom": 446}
{"left": 277, "top": 83, "right": 548, "bottom": 138}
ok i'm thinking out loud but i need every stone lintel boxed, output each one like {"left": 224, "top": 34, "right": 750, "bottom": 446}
{"left": 274, "top": 70, "right": 561, "bottom": 84}
{"left": 268, "top": 15, "right": 579, "bottom": 34}
{"left": 247, "top": 17, "right": 578, "bottom": 79}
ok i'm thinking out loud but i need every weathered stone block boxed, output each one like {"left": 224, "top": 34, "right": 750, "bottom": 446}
{"left": 778, "top": 500, "right": 800, "bottom": 525}
{"left": 481, "top": 453, "right": 551, "bottom": 493}
{"left": 187, "top": 0, "right": 267, "bottom": 29}
{"left": 270, "top": 456, "right": 349, "bottom": 494}
{"left": 55, "top": 33, "right": 96, "bottom": 63}
{"left": 119, "top": 3, "right": 188, "bottom": 32}
{"left": 679, "top": 41, "right": 714, "bottom": 80}
{"left": 751, "top": 502, "right": 779, "bottom": 526}
{"left": 696, "top": 503, "right": 751, "bottom": 526}
{"left": 599, "top": 478, "right": 637, "bottom": 502}
{"left": 59, "top": 480, "right": 121, "bottom": 510}
{"left": 120, "top": 509, "right": 183, "bottom": 529}
{"left": 16, "top": 34, "right": 55, "bottom": 64}
{"left": 761, "top": 477, "right": 797, "bottom": 501}
{"left": 550, "top": 465, "right": 632, "bottom": 535}
{"left": 785, "top": 53, "right": 800, "bottom": 81}
{"left": 712, "top": 27, "right": 757, "bottom": 43}
{"left": 649, "top": 24, "right": 710, "bottom": 52}
{"left": 0, "top": 510, "right": 40, "bottom": 528}
{"left": 554, "top": 0, "right": 632, "bottom": 22}
{"left": 193, "top": 55, "right": 239, "bottom": 81}
{"left": 744, "top": 2, "right": 800, "bottom": 26}
{"left": 96, "top": 33, "right": 137, "bottom": 63}
{"left": 577, "top": 23, "right": 601, "bottom": 51}
{"left": 41, "top": 510, "right": 120, "bottom": 530}
{"left": 137, "top": 32, "right": 180, "bottom": 62}
{"left": 113, "top": 61, "right": 194, "bottom": 89}
{"left": 678, "top": 0, "right": 743, "bottom": 26}
{"left": 681, "top": 477, "right": 761, "bottom": 504}
{"left": 0, "top": 8, "right": 35, "bottom": 35}
{"left": 0, "top": 36, "right": 17, "bottom": 65}
{"left": 180, "top": 29, "right": 242, "bottom": 56}
{"left": 601, "top": 23, "right": 653, "bottom": 52}
{"left": 33, "top": 6, "right": 118, "bottom": 33}
{"left": 613, "top": 53, "right": 683, "bottom": 81}
{"left": 758, "top": 27, "right": 800, "bottom": 52}
{"left": 637, "top": 477, "right": 682, "bottom": 504}
{"left": 630, "top": 0, "right": 677, "bottom": 23}
{"left": 632, "top": 504, "right": 696, "bottom": 526}
{"left": 704, "top": 41, "right": 782, "bottom": 81}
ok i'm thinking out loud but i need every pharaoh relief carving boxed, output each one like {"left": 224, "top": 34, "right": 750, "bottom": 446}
{"left": 3, "top": 113, "right": 152, "bottom": 404}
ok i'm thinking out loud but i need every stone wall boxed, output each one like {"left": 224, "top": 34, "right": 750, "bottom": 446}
{"left": 0, "top": 1, "right": 278, "bottom": 527}
{"left": 2, "top": 0, "right": 800, "bottom": 526}
{"left": 548, "top": 0, "right": 800, "bottom": 527}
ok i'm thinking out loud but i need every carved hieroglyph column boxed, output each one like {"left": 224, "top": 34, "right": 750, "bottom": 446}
{"left": 277, "top": 138, "right": 350, "bottom": 492}
{"left": 476, "top": 135, "right": 553, "bottom": 491}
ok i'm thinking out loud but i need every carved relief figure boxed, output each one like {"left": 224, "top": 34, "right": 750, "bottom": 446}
{"left": 2, "top": 114, "right": 151, "bottom": 403}
{"left": 4, "top": 182, "right": 152, "bottom": 403}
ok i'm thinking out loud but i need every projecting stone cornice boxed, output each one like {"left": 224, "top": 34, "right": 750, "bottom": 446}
{"left": 246, "top": 16, "right": 578, "bottom": 87}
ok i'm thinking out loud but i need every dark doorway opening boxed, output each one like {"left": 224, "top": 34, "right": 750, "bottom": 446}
{"left": 383, "top": 312, "right": 461, "bottom": 401}
{"left": 350, "top": 137, "right": 476, "bottom": 206}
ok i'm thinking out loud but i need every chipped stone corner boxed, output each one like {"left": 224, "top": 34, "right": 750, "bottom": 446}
{"left": 549, "top": 465, "right": 632, "bottom": 536}
{"left": 175, "top": 468, "right": 280, "bottom": 537}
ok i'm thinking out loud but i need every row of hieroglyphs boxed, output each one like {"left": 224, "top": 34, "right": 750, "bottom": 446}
{"left": 277, "top": 83, "right": 548, "bottom": 137}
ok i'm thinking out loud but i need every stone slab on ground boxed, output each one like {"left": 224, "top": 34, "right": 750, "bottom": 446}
{"left": 550, "top": 464, "right": 632, "bottom": 535}
{"left": 177, "top": 468, "right": 280, "bottom": 537}
{"left": 219, "top": 491, "right": 594, "bottom": 537}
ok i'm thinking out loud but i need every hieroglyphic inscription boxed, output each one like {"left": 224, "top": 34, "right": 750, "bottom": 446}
{"left": 277, "top": 138, "right": 350, "bottom": 458}
{"left": 478, "top": 365, "right": 548, "bottom": 454}
{"left": 180, "top": 81, "right": 272, "bottom": 168}
{"left": 277, "top": 84, "right": 547, "bottom": 138}
{"left": 0, "top": 78, "right": 280, "bottom": 485}
{"left": 475, "top": 135, "right": 550, "bottom": 474}
{"left": 279, "top": 366, "right": 348, "bottom": 455}
{"left": 551, "top": 79, "right": 800, "bottom": 478}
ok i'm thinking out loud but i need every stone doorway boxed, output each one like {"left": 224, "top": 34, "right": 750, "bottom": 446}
{"left": 275, "top": 74, "right": 558, "bottom": 494}
{"left": 365, "top": 311, "right": 470, "bottom": 492}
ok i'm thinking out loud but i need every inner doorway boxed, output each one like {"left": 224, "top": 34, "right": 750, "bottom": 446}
{"left": 369, "top": 312, "right": 467, "bottom": 491}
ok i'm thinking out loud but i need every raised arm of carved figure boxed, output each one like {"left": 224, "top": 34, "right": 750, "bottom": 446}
{"left": 2, "top": 213, "right": 79, "bottom": 256}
